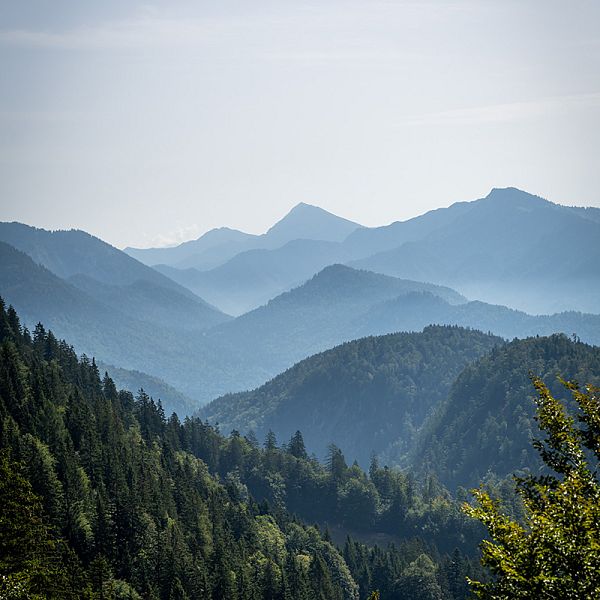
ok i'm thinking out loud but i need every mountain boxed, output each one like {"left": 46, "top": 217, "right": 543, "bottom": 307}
{"left": 0, "top": 222, "right": 195, "bottom": 295}
{"left": 201, "top": 265, "right": 467, "bottom": 384}
{"left": 356, "top": 291, "right": 600, "bottom": 346}
{"left": 350, "top": 188, "right": 600, "bottom": 314}
{"left": 200, "top": 326, "right": 503, "bottom": 466}
{"left": 0, "top": 240, "right": 131, "bottom": 338}
{"left": 155, "top": 239, "right": 351, "bottom": 316}
{"left": 342, "top": 199, "right": 474, "bottom": 259}
{"left": 413, "top": 334, "right": 600, "bottom": 490}
{"left": 261, "top": 201, "right": 361, "bottom": 246}
{"left": 125, "top": 226, "right": 255, "bottom": 269}
{"left": 0, "top": 221, "right": 230, "bottom": 327}
{"left": 0, "top": 241, "right": 241, "bottom": 402}
{"left": 125, "top": 202, "right": 363, "bottom": 272}
{"left": 67, "top": 273, "right": 230, "bottom": 332}
{"left": 0, "top": 221, "right": 230, "bottom": 328}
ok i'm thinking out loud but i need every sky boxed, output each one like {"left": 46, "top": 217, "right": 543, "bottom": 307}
{"left": 1, "top": 0, "right": 599, "bottom": 249}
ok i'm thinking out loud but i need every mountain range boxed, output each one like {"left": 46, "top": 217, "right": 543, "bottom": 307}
{"left": 1, "top": 186, "right": 598, "bottom": 410}
{"left": 125, "top": 188, "right": 600, "bottom": 316}
{"left": 350, "top": 188, "right": 600, "bottom": 314}
{"left": 0, "top": 237, "right": 473, "bottom": 405}
{"left": 126, "top": 202, "right": 362, "bottom": 272}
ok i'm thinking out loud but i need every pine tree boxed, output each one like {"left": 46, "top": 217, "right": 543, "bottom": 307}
{"left": 287, "top": 431, "right": 308, "bottom": 460}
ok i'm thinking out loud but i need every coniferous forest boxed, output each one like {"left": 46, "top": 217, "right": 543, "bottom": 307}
{"left": 0, "top": 300, "right": 489, "bottom": 599}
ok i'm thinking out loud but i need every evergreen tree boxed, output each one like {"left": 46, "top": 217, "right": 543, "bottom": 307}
{"left": 287, "top": 431, "right": 308, "bottom": 460}
{"left": 0, "top": 450, "right": 73, "bottom": 598}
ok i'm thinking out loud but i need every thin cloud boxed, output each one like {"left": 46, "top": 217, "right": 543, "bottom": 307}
{"left": 145, "top": 223, "right": 203, "bottom": 248}
{"left": 397, "top": 92, "right": 600, "bottom": 127}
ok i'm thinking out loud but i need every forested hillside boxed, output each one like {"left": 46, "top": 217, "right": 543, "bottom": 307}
{"left": 202, "top": 325, "right": 600, "bottom": 497}
{"left": 201, "top": 326, "right": 503, "bottom": 465}
{"left": 0, "top": 300, "right": 484, "bottom": 599}
{"left": 414, "top": 334, "right": 600, "bottom": 489}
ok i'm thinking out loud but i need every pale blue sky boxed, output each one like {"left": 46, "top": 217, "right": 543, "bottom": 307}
{"left": 1, "top": 0, "right": 599, "bottom": 248}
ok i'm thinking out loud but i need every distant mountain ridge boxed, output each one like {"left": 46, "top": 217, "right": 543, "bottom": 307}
{"left": 125, "top": 227, "right": 255, "bottom": 270}
{"left": 127, "top": 188, "right": 600, "bottom": 316}
{"left": 355, "top": 291, "right": 600, "bottom": 343}
{"left": 349, "top": 187, "right": 600, "bottom": 314}
{"left": 0, "top": 222, "right": 196, "bottom": 296}
{"left": 154, "top": 239, "right": 351, "bottom": 316}
{"left": 125, "top": 202, "right": 363, "bottom": 270}
{"left": 3, "top": 186, "right": 599, "bottom": 409}
{"left": 0, "top": 241, "right": 238, "bottom": 409}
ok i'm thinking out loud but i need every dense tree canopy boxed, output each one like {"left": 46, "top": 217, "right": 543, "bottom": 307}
{"left": 0, "top": 299, "right": 482, "bottom": 599}
{"left": 201, "top": 325, "right": 503, "bottom": 466}
{"left": 416, "top": 334, "right": 600, "bottom": 490}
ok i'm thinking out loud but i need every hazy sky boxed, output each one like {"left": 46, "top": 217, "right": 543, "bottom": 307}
{"left": 1, "top": 1, "right": 599, "bottom": 248}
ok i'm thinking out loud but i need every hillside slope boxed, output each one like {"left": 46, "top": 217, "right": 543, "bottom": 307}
{"left": 200, "top": 326, "right": 503, "bottom": 465}
{"left": 413, "top": 334, "right": 600, "bottom": 489}
{"left": 0, "top": 241, "right": 240, "bottom": 405}
{"left": 0, "top": 222, "right": 231, "bottom": 331}
{"left": 155, "top": 240, "right": 353, "bottom": 315}
{"left": 357, "top": 291, "right": 600, "bottom": 346}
